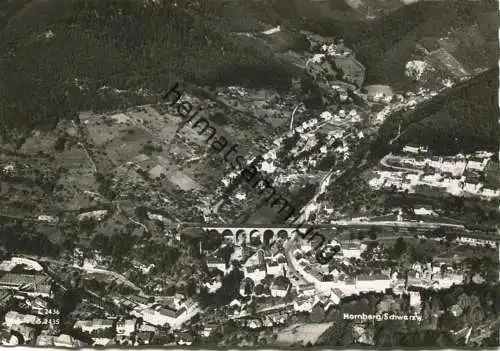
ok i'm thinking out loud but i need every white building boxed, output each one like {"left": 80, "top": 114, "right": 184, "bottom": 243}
{"left": 466, "top": 160, "right": 488, "bottom": 172}
{"left": 441, "top": 160, "right": 466, "bottom": 176}
{"left": 294, "top": 296, "right": 315, "bottom": 313}
{"left": 37, "top": 215, "right": 58, "bottom": 223}
{"left": 414, "top": 208, "right": 438, "bottom": 216}
{"left": 261, "top": 25, "right": 281, "bottom": 35}
{"left": 204, "top": 279, "right": 222, "bottom": 293}
{"left": 201, "top": 323, "right": 218, "bottom": 337}
{"left": 245, "top": 266, "right": 266, "bottom": 283}
{"left": 244, "top": 250, "right": 267, "bottom": 283}
{"left": 434, "top": 273, "right": 464, "bottom": 289}
{"left": 53, "top": 334, "right": 84, "bottom": 348}
{"left": 4, "top": 311, "right": 41, "bottom": 328}
{"left": 409, "top": 291, "right": 422, "bottom": 312}
{"left": 463, "top": 182, "right": 482, "bottom": 194}
{"left": 402, "top": 145, "right": 427, "bottom": 155}
{"left": 270, "top": 276, "right": 291, "bottom": 298}
{"left": 355, "top": 274, "right": 391, "bottom": 293}
{"left": 266, "top": 261, "right": 283, "bottom": 277}
{"left": 297, "top": 282, "right": 316, "bottom": 296}
{"left": 481, "top": 188, "right": 500, "bottom": 198}
{"left": 341, "top": 241, "right": 364, "bottom": 259}
{"left": 206, "top": 257, "right": 226, "bottom": 273}
{"left": 73, "top": 319, "right": 114, "bottom": 333}
{"left": 77, "top": 210, "right": 108, "bottom": 221}
{"left": 116, "top": 319, "right": 136, "bottom": 337}
{"left": 456, "top": 236, "right": 496, "bottom": 247}
{"left": 139, "top": 304, "right": 198, "bottom": 330}
{"left": 330, "top": 288, "right": 345, "bottom": 305}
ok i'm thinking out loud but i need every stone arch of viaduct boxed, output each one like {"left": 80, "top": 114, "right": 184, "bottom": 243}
{"left": 203, "top": 227, "right": 297, "bottom": 244}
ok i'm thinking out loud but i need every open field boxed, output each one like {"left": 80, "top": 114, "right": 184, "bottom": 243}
{"left": 276, "top": 322, "right": 333, "bottom": 346}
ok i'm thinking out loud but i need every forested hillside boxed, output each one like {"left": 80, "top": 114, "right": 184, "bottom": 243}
{"left": 0, "top": 0, "right": 298, "bottom": 137}
{"left": 0, "top": 0, "right": 30, "bottom": 31}
{"left": 304, "top": 0, "right": 498, "bottom": 86}
{"left": 372, "top": 67, "right": 499, "bottom": 156}
{"left": 0, "top": 0, "right": 496, "bottom": 145}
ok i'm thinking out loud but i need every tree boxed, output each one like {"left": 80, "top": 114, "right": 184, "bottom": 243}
{"left": 204, "top": 232, "right": 223, "bottom": 251}
{"left": 91, "top": 234, "right": 111, "bottom": 253}
{"left": 310, "top": 304, "right": 325, "bottom": 323}
{"left": 213, "top": 267, "right": 243, "bottom": 306}
{"left": 432, "top": 227, "right": 445, "bottom": 238}
{"left": 468, "top": 307, "right": 484, "bottom": 324}
{"left": 254, "top": 284, "right": 264, "bottom": 295}
{"left": 393, "top": 237, "right": 407, "bottom": 257}
{"left": 439, "top": 311, "right": 462, "bottom": 331}
{"left": 59, "top": 288, "right": 81, "bottom": 320}
{"left": 219, "top": 245, "right": 234, "bottom": 266}
{"left": 243, "top": 279, "right": 254, "bottom": 296}
{"left": 263, "top": 230, "right": 274, "bottom": 246}
{"left": 134, "top": 206, "right": 149, "bottom": 220}
{"left": 368, "top": 226, "right": 381, "bottom": 240}
{"left": 457, "top": 293, "right": 471, "bottom": 309}
{"left": 445, "top": 232, "right": 457, "bottom": 242}
{"left": 335, "top": 325, "right": 353, "bottom": 345}
{"left": 375, "top": 322, "right": 398, "bottom": 346}
{"left": 211, "top": 112, "right": 229, "bottom": 125}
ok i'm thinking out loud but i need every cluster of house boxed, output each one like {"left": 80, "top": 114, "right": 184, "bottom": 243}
{"left": 71, "top": 317, "right": 158, "bottom": 346}
{"left": 116, "top": 293, "right": 200, "bottom": 331}
{"left": 282, "top": 106, "right": 364, "bottom": 171}
{"left": 289, "top": 235, "right": 480, "bottom": 309}
{"left": 243, "top": 249, "right": 287, "bottom": 286}
{"left": 455, "top": 235, "right": 497, "bottom": 247}
{"left": 32, "top": 332, "right": 84, "bottom": 348}
{"left": 1, "top": 324, "right": 84, "bottom": 348}
{"left": 204, "top": 233, "right": 412, "bottom": 330}
{"left": 0, "top": 257, "right": 186, "bottom": 347}
{"left": 208, "top": 231, "right": 437, "bottom": 308}
{"left": 228, "top": 285, "right": 345, "bottom": 323}
{"left": 306, "top": 38, "right": 365, "bottom": 87}
{"left": 0, "top": 258, "right": 70, "bottom": 346}
{"left": 289, "top": 239, "right": 392, "bottom": 295}
{"left": 406, "top": 260, "right": 467, "bottom": 290}
{"left": 373, "top": 85, "right": 455, "bottom": 125}
{"left": 363, "top": 84, "right": 394, "bottom": 103}
{"left": 0, "top": 272, "right": 52, "bottom": 299}
{"left": 69, "top": 291, "right": 202, "bottom": 346}
{"left": 370, "top": 149, "right": 499, "bottom": 199}
{"left": 230, "top": 303, "right": 295, "bottom": 330}
{"left": 207, "top": 243, "right": 292, "bottom": 299}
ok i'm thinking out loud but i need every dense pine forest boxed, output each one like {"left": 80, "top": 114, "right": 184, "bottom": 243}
{"left": 0, "top": 0, "right": 297, "bottom": 137}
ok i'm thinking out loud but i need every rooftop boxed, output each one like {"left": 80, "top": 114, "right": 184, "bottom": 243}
{"left": 0, "top": 273, "right": 51, "bottom": 289}
{"left": 271, "top": 276, "right": 291, "bottom": 290}
{"left": 356, "top": 274, "right": 391, "bottom": 281}
{"left": 158, "top": 306, "right": 186, "bottom": 319}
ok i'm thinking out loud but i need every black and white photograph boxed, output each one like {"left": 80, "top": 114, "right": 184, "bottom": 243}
{"left": 0, "top": 0, "right": 499, "bottom": 348}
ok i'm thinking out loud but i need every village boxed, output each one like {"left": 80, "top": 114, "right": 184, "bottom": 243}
{"left": 369, "top": 148, "right": 500, "bottom": 200}
{"left": 0, "top": 216, "right": 497, "bottom": 347}
{"left": 0, "top": 1, "right": 498, "bottom": 347}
